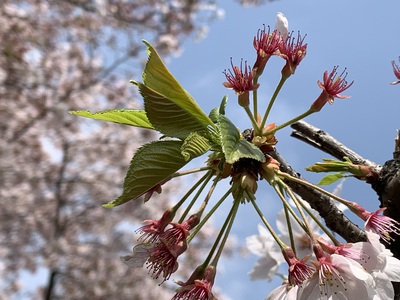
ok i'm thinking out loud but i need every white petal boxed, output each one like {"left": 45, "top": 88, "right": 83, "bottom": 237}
{"left": 120, "top": 243, "right": 152, "bottom": 268}
{"left": 382, "top": 255, "right": 400, "bottom": 281}
{"left": 266, "top": 284, "right": 298, "bottom": 300}
{"left": 332, "top": 254, "right": 372, "bottom": 281}
{"left": 372, "top": 272, "right": 395, "bottom": 299}
{"left": 275, "top": 12, "right": 289, "bottom": 40}
{"left": 248, "top": 256, "right": 279, "bottom": 281}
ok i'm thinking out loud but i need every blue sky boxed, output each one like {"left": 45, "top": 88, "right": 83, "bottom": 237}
{"left": 167, "top": 1, "right": 400, "bottom": 299}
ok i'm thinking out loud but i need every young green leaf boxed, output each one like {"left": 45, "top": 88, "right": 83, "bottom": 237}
{"left": 217, "top": 114, "right": 265, "bottom": 164}
{"left": 69, "top": 109, "right": 154, "bottom": 129}
{"left": 141, "top": 40, "right": 214, "bottom": 130}
{"left": 209, "top": 96, "right": 228, "bottom": 123}
{"left": 317, "top": 172, "right": 347, "bottom": 186}
{"left": 133, "top": 81, "right": 209, "bottom": 139}
{"left": 103, "top": 140, "right": 188, "bottom": 207}
{"left": 181, "top": 132, "right": 211, "bottom": 161}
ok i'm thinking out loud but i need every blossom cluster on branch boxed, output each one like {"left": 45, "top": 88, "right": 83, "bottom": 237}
{"left": 73, "top": 12, "right": 400, "bottom": 300}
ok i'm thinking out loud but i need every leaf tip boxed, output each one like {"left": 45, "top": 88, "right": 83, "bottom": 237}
{"left": 102, "top": 202, "right": 116, "bottom": 208}
{"left": 130, "top": 80, "right": 139, "bottom": 86}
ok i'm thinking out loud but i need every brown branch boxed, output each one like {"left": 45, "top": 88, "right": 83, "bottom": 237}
{"left": 290, "top": 120, "right": 381, "bottom": 174}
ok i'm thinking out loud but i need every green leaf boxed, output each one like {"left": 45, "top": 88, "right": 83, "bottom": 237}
{"left": 133, "top": 81, "right": 209, "bottom": 139}
{"left": 209, "top": 96, "right": 228, "bottom": 123}
{"left": 69, "top": 109, "right": 154, "bottom": 129}
{"left": 317, "top": 172, "right": 346, "bottom": 186}
{"left": 141, "top": 40, "right": 214, "bottom": 129}
{"left": 217, "top": 114, "right": 265, "bottom": 164}
{"left": 181, "top": 132, "right": 211, "bottom": 161}
{"left": 103, "top": 140, "right": 188, "bottom": 207}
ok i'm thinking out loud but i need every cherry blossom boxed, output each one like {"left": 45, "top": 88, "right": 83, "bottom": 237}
{"left": 266, "top": 281, "right": 298, "bottom": 300}
{"left": 363, "top": 207, "right": 400, "bottom": 243}
{"left": 278, "top": 31, "right": 307, "bottom": 76}
{"left": 311, "top": 66, "right": 354, "bottom": 112}
{"left": 298, "top": 253, "right": 375, "bottom": 300}
{"left": 246, "top": 224, "right": 284, "bottom": 280}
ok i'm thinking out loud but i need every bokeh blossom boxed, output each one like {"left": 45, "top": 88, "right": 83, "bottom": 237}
{"left": 246, "top": 224, "right": 284, "bottom": 280}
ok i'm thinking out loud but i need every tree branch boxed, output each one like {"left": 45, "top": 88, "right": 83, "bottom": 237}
{"left": 290, "top": 120, "right": 381, "bottom": 174}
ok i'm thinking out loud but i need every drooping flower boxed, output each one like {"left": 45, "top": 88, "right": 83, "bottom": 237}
{"left": 172, "top": 265, "right": 217, "bottom": 300}
{"left": 311, "top": 66, "right": 354, "bottom": 112}
{"left": 123, "top": 214, "right": 196, "bottom": 283}
{"left": 146, "top": 239, "right": 187, "bottom": 282}
{"left": 278, "top": 31, "right": 307, "bottom": 77}
{"left": 120, "top": 239, "right": 187, "bottom": 283}
{"left": 161, "top": 213, "right": 199, "bottom": 247}
{"left": 390, "top": 56, "right": 400, "bottom": 85}
{"left": 136, "top": 208, "right": 175, "bottom": 243}
{"left": 223, "top": 59, "right": 259, "bottom": 107}
{"left": 282, "top": 247, "right": 314, "bottom": 286}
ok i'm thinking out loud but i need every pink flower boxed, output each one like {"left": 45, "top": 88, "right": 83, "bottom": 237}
{"left": 318, "top": 66, "right": 354, "bottom": 100}
{"left": 161, "top": 214, "right": 199, "bottom": 247}
{"left": 253, "top": 26, "right": 281, "bottom": 77}
{"left": 334, "top": 232, "right": 400, "bottom": 299}
{"left": 298, "top": 252, "right": 374, "bottom": 300}
{"left": 121, "top": 240, "right": 187, "bottom": 283}
{"left": 391, "top": 56, "right": 400, "bottom": 85}
{"left": 223, "top": 59, "right": 259, "bottom": 94}
{"left": 253, "top": 12, "right": 288, "bottom": 78}
{"left": 223, "top": 59, "right": 259, "bottom": 107}
{"left": 311, "top": 66, "right": 354, "bottom": 112}
{"left": 282, "top": 247, "right": 314, "bottom": 286}
{"left": 362, "top": 207, "right": 400, "bottom": 243}
{"left": 136, "top": 209, "right": 175, "bottom": 243}
{"left": 172, "top": 265, "right": 217, "bottom": 300}
{"left": 278, "top": 31, "right": 307, "bottom": 76}
{"left": 146, "top": 239, "right": 187, "bottom": 282}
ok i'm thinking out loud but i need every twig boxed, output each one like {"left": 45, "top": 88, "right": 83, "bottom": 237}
{"left": 290, "top": 120, "right": 381, "bottom": 174}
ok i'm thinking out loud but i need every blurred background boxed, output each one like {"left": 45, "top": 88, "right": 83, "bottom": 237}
{"left": 1, "top": 0, "right": 399, "bottom": 299}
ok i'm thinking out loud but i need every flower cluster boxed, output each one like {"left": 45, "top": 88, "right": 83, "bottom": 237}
{"left": 122, "top": 212, "right": 199, "bottom": 283}
{"left": 87, "top": 11, "right": 400, "bottom": 300}
{"left": 250, "top": 207, "right": 400, "bottom": 299}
